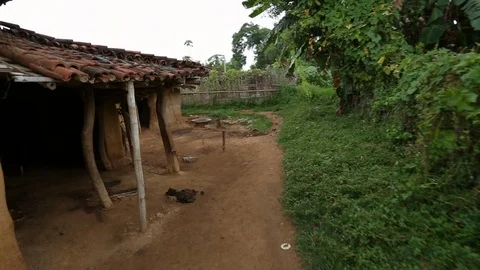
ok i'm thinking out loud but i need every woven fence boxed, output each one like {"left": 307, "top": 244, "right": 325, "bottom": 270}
{"left": 181, "top": 89, "right": 279, "bottom": 105}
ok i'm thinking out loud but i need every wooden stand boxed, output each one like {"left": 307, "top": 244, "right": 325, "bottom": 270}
{"left": 156, "top": 87, "right": 180, "bottom": 173}
{"left": 81, "top": 88, "right": 113, "bottom": 209}
{"left": 126, "top": 81, "right": 148, "bottom": 232}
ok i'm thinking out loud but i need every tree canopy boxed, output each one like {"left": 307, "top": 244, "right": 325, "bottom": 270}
{"left": 230, "top": 22, "right": 285, "bottom": 69}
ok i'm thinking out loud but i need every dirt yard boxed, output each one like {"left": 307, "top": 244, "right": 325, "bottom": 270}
{"left": 7, "top": 113, "right": 300, "bottom": 270}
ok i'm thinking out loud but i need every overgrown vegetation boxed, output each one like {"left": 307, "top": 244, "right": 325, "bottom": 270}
{"left": 183, "top": 83, "right": 480, "bottom": 267}
{"left": 278, "top": 85, "right": 480, "bottom": 269}
{"left": 191, "top": 0, "right": 480, "bottom": 267}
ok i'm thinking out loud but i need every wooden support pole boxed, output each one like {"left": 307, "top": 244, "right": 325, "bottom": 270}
{"left": 0, "top": 162, "right": 27, "bottom": 270}
{"left": 222, "top": 131, "right": 226, "bottom": 152}
{"left": 126, "top": 81, "right": 147, "bottom": 232}
{"left": 81, "top": 88, "right": 113, "bottom": 209}
{"left": 156, "top": 87, "right": 180, "bottom": 173}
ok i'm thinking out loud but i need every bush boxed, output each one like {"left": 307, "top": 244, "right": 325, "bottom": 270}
{"left": 280, "top": 84, "right": 480, "bottom": 269}
{"left": 296, "top": 63, "right": 333, "bottom": 88}
{"left": 382, "top": 50, "right": 480, "bottom": 181}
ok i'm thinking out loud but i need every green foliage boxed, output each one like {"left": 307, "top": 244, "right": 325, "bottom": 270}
{"left": 381, "top": 49, "right": 480, "bottom": 180}
{"left": 410, "top": 0, "right": 480, "bottom": 46}
{"left": 205, "top": 54, "right": 226, "bottom": 72}
{"left": 279, "top": 85, "right": 480, "bottom": 269}
{"left": 295, "top": 61, "right": 332, "bottom": 87}
{"left": 236, "top": 0, "right": 480, "bottom": 268}
{"left": 231, "top": 22, "right": 286, "bottom": 69}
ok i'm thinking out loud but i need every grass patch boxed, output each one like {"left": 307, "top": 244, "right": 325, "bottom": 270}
{"left": 182, "top": 107, "right": 273, "bottom": 134}
{"left": 279, "top": 86, "right": 480, "bottom": 269}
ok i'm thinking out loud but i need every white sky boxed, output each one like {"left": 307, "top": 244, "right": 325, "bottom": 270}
{"left": 0, "top": 0, "right": 276, "bottom": 69}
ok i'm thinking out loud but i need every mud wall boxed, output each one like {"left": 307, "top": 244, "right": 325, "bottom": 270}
{"left": 165, "top": 89, "right": 182, "bottom": 128}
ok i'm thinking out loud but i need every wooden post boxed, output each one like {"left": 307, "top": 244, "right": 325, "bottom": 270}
{"left": 97, "top": 101, "right": 113, "bottom": 171}
{"left": 156, "top": 87, "right": 180, "bottom": 173}
{"left": 81, "top": 88, "right": 113, "bottom": 209}
{"left": 125, "top": 81, "right": 147, "bottom": 232}
{"left": 0, "top": 162, "right": 27, "bottom": 270}
{"left": 222, "top": 131, "right": 226, "bottom": 152}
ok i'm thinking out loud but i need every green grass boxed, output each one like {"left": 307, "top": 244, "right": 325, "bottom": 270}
{"left": 182, "top": 107, "right": 273, "bottom": 134}
{"left": 182, "top": 84, "right": 480, "bottom": 268}
{"left": 278, "top": 86, "right": 480, "bottom": 269}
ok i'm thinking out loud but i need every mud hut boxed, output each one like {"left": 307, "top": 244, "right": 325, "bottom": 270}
{"left": 0, "top": 21, "right": 208, "bottom": 267}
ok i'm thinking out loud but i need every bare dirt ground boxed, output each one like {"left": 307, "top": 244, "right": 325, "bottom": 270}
{"left": 7, "top": 113, "right": 300, "bottom": 270}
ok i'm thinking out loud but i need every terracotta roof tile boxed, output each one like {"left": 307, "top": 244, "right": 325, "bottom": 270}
{"left": 0, "top": 21, "right": 209, "bottom": 84}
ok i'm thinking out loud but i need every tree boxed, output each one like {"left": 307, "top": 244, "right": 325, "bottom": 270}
{"left": 242, "top": 0, "right": 480, "bottom": 112}
{"left": 183, "top": 40, "right": 194, "bottom": 61}
{"left": 206, "top": 54, "right": 227, "bottom": 72}
{"left": 230, "top": 23, "right": 281, "bottom": 69}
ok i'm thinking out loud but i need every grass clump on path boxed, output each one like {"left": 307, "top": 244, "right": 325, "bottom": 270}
{"left": 278, "top": 86, "right": 480, "bottom": 269}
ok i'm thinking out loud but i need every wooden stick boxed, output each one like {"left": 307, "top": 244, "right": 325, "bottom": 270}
{"left": 81, "top": 88, "right": 113, "bottom": 209}
{"left": 97, "top": 101, "right": 113, "bottom": 171}
{"left": 126, "top": 81, "right": 148, "bottom": 232}
{"left": 222, "top": 131, "right": 226, "bottom": 152}
{"left": 156, "top": 87, "right": 180, "bottom": 173}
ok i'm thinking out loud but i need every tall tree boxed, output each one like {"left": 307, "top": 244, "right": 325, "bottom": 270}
{"left": 231, "top": 23, "right": 280, "bottom": 69}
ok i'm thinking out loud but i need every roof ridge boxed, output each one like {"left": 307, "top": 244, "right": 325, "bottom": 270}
{"left": 0, "top": 21, "right": 203, "bottom": 69}
{"left": 0, "top": 21, "right": 209, "bottom": 84}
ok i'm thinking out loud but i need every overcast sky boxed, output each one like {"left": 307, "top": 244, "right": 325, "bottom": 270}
{"left": 0, "top": 0, "right": 276, "bottom": 68}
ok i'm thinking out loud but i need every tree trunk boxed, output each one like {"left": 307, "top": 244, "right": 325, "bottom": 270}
{"left": 156, "top": 87, "right": 180, "bottom": 173}
{"left": 82, "top": 88, "right": 113, "bottom": 209}
{"left": 0, "top": 162, "right": 27, "bottom": 270}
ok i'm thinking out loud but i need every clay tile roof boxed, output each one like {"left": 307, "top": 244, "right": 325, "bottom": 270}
{"left": 0, "top": 21, "right": 209, "bottom": 84}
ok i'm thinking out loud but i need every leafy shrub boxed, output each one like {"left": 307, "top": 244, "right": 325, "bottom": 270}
{"left": 296, "top": 63, "right": 333, "bottom": 88}
{"left": 384, "top": 50, "right": 480, "bottom": 181}
{"left": 279, "top": 85, "right": 480, "bottom": 269}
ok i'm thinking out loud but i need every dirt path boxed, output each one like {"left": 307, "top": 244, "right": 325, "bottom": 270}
{"left": 103, "top": 113, "right": 300, "bottom": 270}
{"left": 10, "top": 113, "right": 300, "bottom": 270}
